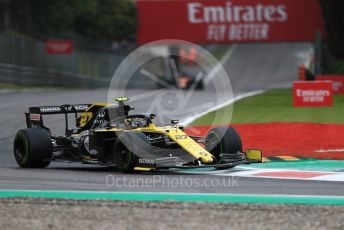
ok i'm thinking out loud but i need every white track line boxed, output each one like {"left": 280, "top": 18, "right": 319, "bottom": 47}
{"left": 315, "top": 148, "right": 344, "bottom": 153}
{"left": 219, "top": 168, "right": 344, "bottom": 182}
{"left": 181, "top": 90, "right": 264, "bottom": 126}
{"left": 182, "top": 44, "right": 263, "bottom": 126}
{"left": 173, "top": 165, "right": 344, "bottom": 182}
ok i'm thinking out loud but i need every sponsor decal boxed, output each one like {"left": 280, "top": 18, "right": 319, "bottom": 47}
{"left": 40, "top": 105, "right": 88, "bottom": 113}
{"left": 94, "top": 119, "right": 108, "bottom": 124}
{"left": 30, "top": 113, "right": 41, "bottom": 121}
{"left": 40, "top": 107, "right": 61, "bottom": 112}
{"left": 138, "top": 158, "right": 156, "bottom": 167}
{"left": 293, "top": 81, "right": 333, "bottom": 107}
{"left": 199, "top": 152, "right": 208, "bottom": 156}
{"left": 46, "top": 39, "right": 73, "bottom": 55}
{"left": 64, "top": 105, "right": 89, "bottom": 112}
{"left": 316, "top": 75, "right": 344, "bottom": 94}
{"left": 187, "top": 2, "right": 288, "bottom": 24}
{"left": 175, "top": 134, "right": 187, "bottom": 140}
{"left": 296, "top": 89, "right": 330, "bottom": 100}
{"left": 98, "top": 110, "right": 106, "bottom": 118}
{"left": 137, "top": 0, "right": 325, "bottom": 44}
{"left": 73, "top": 104, "right": 89, "bottom": 111}
{"left": 93, "top": 117, "right": 110, "bottom": 127}
{"left": 188, "top": 1, "right": 287, "bottom": 41}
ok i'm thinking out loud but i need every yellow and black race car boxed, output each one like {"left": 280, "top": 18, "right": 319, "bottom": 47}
{"left": 13, "top": 97, "right": 262, "bottom": 172}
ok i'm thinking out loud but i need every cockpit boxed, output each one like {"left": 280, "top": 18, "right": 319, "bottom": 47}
{"left": 112, "top": 115, "right": 151, "bottom": 129}
{"left": 90, "top": 105, "right": 155, "bottom": 130}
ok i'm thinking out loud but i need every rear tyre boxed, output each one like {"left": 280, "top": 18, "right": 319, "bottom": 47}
{"left": 13, "top": 128, "right": 52, "bottom": 168}
{"left": 205, "top": 127, "right": 242, "bottom": 169}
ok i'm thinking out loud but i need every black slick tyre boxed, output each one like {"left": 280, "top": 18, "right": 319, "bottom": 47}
{"left": 13, "top": 128, "right": 52, "bottom": 168}
{"left": 205, "top": 126, "right": 243, "bottom": 169}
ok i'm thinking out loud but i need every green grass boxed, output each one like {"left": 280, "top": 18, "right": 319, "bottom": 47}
{"left": 192, "top": 89, "right": 344, "bottom": 125}
{"left": 0, "top": 82, "right": 76, "bottom": 90}
{"left": 0, "top": 83, "right": 26, "bottom": 90}
{"left": 0, "top": 82, "right": 55, "bottom": 90}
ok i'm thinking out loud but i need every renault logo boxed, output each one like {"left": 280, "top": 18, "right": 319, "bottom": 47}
{"left": 98, "top": 110, "right": 106, "bottom": 118}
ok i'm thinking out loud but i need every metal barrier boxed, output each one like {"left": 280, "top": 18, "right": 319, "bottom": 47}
{"left": 0, "top": 63, "right": 109, "bottom": 88}
{"left": 0, "top": 32, "right": 131, "bottom": 80}
{"left": 0, "top": 32, "right": 220, "bottom": 90}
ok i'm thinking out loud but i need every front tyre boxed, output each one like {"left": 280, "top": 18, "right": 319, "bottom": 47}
{"left": 205, "top": 126, "right": 243, "bottom": 169}
{"left": 114, "top": 139, "right": 138, "bottom": 173}
{"left": 13, "top": 128, "right": 52, "bottom": 168}
{"left": 114, "top": 132, "right": 152, "bottom": 173}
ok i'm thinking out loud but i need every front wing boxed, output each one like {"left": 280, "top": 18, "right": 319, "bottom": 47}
{"left": 135, "top": 149, "right": 262, "bottom": 171}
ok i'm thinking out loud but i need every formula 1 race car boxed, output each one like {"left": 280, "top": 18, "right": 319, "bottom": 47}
{"left": 157, "top": 71, "right": 204, "bottom": 90}
{"left": 13, "top": 97, "right": 262, "bottom": 172}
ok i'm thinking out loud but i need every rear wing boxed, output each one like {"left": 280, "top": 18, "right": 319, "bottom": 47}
{"left": 25, "top": 101, "right": 133, "bottom": 135}
{"left": 28, "top": 104, "right": 91, "bottom": 115}
{"left": 25, "top": 104, "right": 91, "bottom": 130}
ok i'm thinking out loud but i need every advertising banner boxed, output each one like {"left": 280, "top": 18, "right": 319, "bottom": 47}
{"left": 316, "top": 75, "right": 344, "bottom": 94}
{"left": 137, "top": 0, "right": 325, "bottom": 44}
{"left": 293, "top": 81, "right": 333, "bottom": 107}
{"left": 46, "top": 40, "right": 73, "bottom": 55}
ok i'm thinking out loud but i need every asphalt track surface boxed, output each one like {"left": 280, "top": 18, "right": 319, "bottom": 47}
{"left": 1, "top": 43, "right": 343, "bottom": 196}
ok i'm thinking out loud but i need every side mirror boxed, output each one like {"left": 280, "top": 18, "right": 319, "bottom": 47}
{"left": 150, "top": 114, "right": 156, "bottom": 120}
{"left": 171, "top": 119, "right": 179, "bottom": 125}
